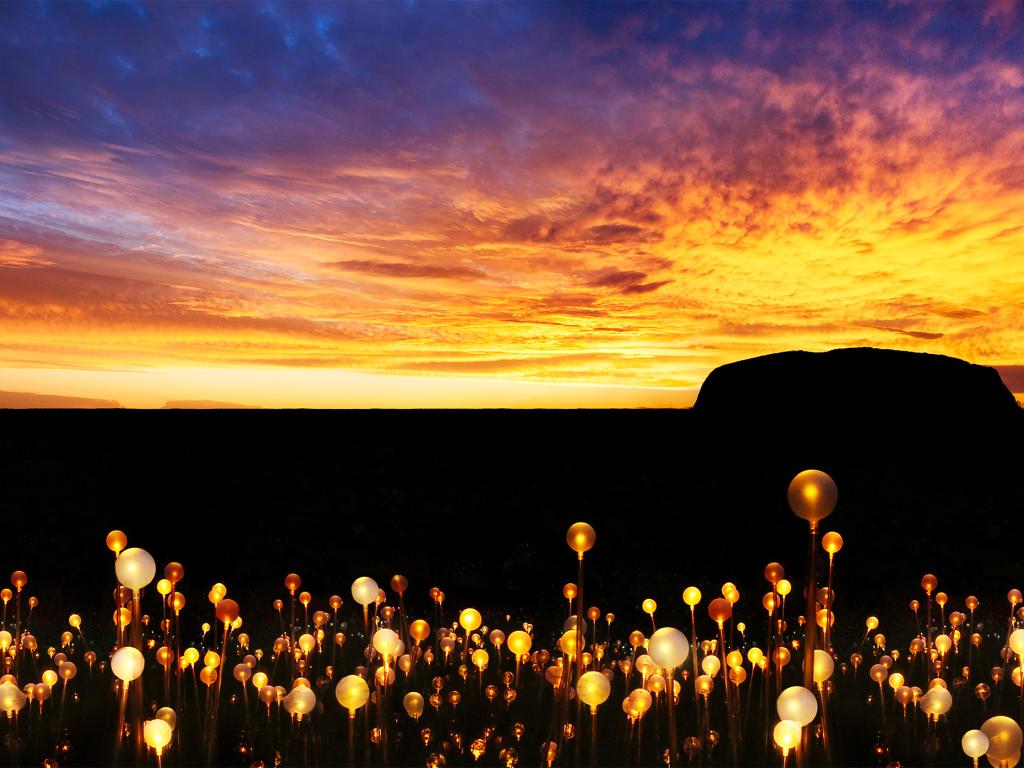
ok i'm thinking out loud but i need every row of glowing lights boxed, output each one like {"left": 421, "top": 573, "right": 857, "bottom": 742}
{"left": 0, "top": 470, "right": 1022, "bottom": 767}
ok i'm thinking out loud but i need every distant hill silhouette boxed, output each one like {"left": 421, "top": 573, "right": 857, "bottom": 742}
{"left": 0, "top": 390, "right": 122, "bottom": 408}
{"left": 693, "top": 347, "right": 1021, "bottom": 445}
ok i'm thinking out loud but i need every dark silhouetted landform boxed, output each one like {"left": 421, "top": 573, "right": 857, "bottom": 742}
{"left": 694, "top": 347, "right": 1022, "bottom": 444}
{"left": 0, "top": 390, "right": 122, "bottom": 408}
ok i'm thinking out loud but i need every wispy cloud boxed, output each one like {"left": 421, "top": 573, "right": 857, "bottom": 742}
{"left": 0, "top": 2, "right": 1021, "bottom": 405}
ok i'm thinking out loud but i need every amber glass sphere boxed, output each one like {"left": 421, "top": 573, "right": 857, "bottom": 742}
{"left": 708, "top": 598, "right": 732, "bottom": 624}
{"left": 764, "top": 563, "right": 784, "bottom": 584}
{"left": 566, "top": 522, "right": 596, "bottom": 555}
{"left": 821, "top": 532, "right": 843, "bottom": 554}
{"left": 215, "top": 599, "right": 240, "bottom": 625}
{"left": 787, "top": 470, "right": 838, "bottom": 523}
{"left": 105, "top": 530, "right": 127, "bottom": 554}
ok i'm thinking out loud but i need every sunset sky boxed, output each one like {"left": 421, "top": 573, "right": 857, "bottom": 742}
{"left": 1, "top": 1, "right": 1022, "bottom": 407}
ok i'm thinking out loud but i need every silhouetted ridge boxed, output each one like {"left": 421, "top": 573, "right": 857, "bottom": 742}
{"left": 693, "top": 347, "right": 1020, "bottom": 436}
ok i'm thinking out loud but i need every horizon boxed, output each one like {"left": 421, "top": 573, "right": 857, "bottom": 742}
{"left": 2, "top": 2, "right": 1024, "bottom": 406}
{"left": 0, "top": 345, "right": 1022, "bottom": 409}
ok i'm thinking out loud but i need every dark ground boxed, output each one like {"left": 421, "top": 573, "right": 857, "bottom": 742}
{"left": 2, "top": 406, "right": 1022, "bottom": 654}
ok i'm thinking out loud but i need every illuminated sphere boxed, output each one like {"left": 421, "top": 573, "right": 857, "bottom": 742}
{"left": 642, "top": 599, "right": 657, "bottom": 615}
{"left": 507, "top": 630, "right": 532, "bottom": 657}
{"left": 577, "top": 670, "right": 611, "bottom": 709}
{"left": 164, "top": 562, "right": 184, "bottom": 582}
{"left": 115, "top": 548, "right": 156, "bottom": 590}
{"left": 935, "top": 634, "right": 952, "bottom": 655}
{"left": 701, "top": 655, "right": 721, "bottom": 677}
{"left": 284, "top": 573, "right": 301, "bottom": 593}
{"left": 42, "top": 669, "right": 58, "bottom": 687}
{"left": 233, "top": 663, "right": 251, "bottom": 683}
{"left": 155, "top": 707, "right": 176, "bottom": 730}
{"left": 696, "top": 674, "right": 715, "bottom": 696}
{"left": 774, "top": 720, "right": 802, "bottom": 751}
{"left": 370, "top": 628, "right": 400, "bottom": 659}
{"left": 156, "top": 579, "right": 172, "bottom": 597}
{"left": 105, "top": 530, "right": 127, "bottom": 554}
{"left": 683, "top": 587, "right": 702, "bottom": 606}
{"left": 777, "top": 579, "right": 792, "bottom": 597}
{"left": 404, "top": 691, "right": 425, "bottom": 719}
{"left": 921, "top": 574, "right": 938, "bottom": 593}
{"left": 812, "top": 650, "right": 834, "bottom": 684}
{"left": 144, "top": 718, "right": 172, "bottom": 752}
{"left": 111, "top": 647, "right": 145, "bottom": 682}
{"left": 708, "top": 598, "right": 732, "bottom": 624}
{"left": 981, "top": 716, "right": 1023, "bottom": 763}
{"left": 0, "top": 681, "right": 26, "bottom": 714}
{"left": 628, "top": 687, "right": 653, "bottom": 715}
{"left": 1009, "top": 629, "right": 1024, "bottom": 656}
{"left": 471, "top": 649, "right": 489, "bottom": 670}
{"left": 69, "top": 614, "right": 81, "bottom": 629}
{"left": 649, "top": 627, "right": 689, "bottom": 670}
{"left": 919, "top": 686, "right": 952, "bottom": 717}
{"left": 787, "top": 470, "right": 838, "bottom": 523}
{"left": 284, "top": 686, "right": 316, "bottom": 718}
{"left": 350, "top": 577, "right": 379, "bottom": 607}
{"left": 336, "top": 675, "right": 370, "bottom": 712}
{"left": 410, "top": 620, "right": 431, "bottom": 643}
{"left": 870, "top": 664, "right": 888, "bottom": 684}
{"left": 216, "top": 599, "right": 240, "bottom": 625}
{"left": 559, "top": 631, "right": 579, "bottom": 659}
{"left": 777, "top": 686, "right": 818, "bottom": 726}
{"left": 388, "top": 574, "right": 408, "bottom": 595}
{"left": 204, "top": 651, "right": 221, "bottom": 669}
{"left": 821, "top": 532, "right": 843, "bottom": 554}
{"left": 58, "top": 661, "right": 77, "bottom": 681}
{"left": 963, "top": 730, "right": 990, "bottom": 760}
{"left": 459, "top": 608, "right": 482, "bottom": 632}
{"left": 566, "top": 522, "right": 596, "bottom": 555}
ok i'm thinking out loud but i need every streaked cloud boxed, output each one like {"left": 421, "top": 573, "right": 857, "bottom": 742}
{"left": 0, "top": 2, "right": 1021, "bottom": 405}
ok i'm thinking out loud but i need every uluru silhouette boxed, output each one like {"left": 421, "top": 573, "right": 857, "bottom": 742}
{"left": 693, "top": 347, "right": 1020, "bottom": 447}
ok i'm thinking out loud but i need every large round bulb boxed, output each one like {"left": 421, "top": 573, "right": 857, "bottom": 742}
{"left": 144, "top": 718, "right": 172, "bottom": 752}
{"left": 648, "top": 627, "right": 689, "bottom": 670}
{"left": 776, "top": 686, "right": 818, "bottom": 727}
{"left": 335, "top": 675, "right": 370, "bottom": 713}
{"left": 351, "top": 577, "right": 379, "bottom": 607}
{"left": 111, "top": 647, "right": 145, "bottom": 682}
{"left": 787, "top": 470, "right": 838, "bottom": 523}
{"left": 566, "top": 522, "right": 596, "bottom": 555}
{"left": 115, "top": 548, "right": 156, "bottom": 591}
{"left": 577, "top": 670, "right": 611, "bottom": 709}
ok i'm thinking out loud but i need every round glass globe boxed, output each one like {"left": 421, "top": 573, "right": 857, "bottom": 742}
{"left": 648, "top": 627, "right": 689, "bottom": 670}
{"left": 115, "top": 548, "right": 156, "bottom": 591}
{"left": 777, "top": 686, "right": 818, "bottom": 727}
{"left": 336, "top": 674, "right": 370, "bottom": 712}
{"left": 787, "top": 470, "right": 838, "bottom": 523}
{"left": 111, "top": 647, "right": 145, "bottom": 682}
